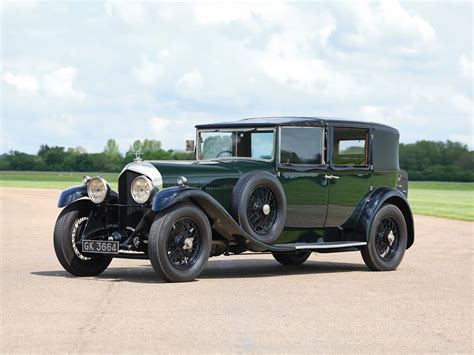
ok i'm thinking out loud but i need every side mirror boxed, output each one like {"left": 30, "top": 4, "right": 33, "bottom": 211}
{"left": 185, "top": 140, "right": 195, "bottom": 152}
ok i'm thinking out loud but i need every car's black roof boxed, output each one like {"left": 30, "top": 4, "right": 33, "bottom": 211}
{"left": 195, "top": 116, "right": 397, "bottom": 132}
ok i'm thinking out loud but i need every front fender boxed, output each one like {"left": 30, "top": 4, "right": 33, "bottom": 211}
{"left": 354, "top": 187, "right": 415, "bottom": 249}
{"left": 57, "top": 185, "right": 88, "bottom": 208}
{"left": 151, "top": 186, "right": 291, "bottom": 252}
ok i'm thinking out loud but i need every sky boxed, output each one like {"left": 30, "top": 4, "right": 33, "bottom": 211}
{"left": 1, "top": 0, "right": 473, "bottom": 154}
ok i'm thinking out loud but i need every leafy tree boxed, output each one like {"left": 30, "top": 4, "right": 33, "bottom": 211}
{"left": 103, "top": 139, "right": 121, "bottom": 159}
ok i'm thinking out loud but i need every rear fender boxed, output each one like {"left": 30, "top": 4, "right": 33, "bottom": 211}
{"left": 354, "top": 187, "right": 415, "bottom": 249}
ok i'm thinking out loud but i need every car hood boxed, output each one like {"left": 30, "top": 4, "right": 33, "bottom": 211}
{"left": 148, "top": 159, "right": 275, "bottom": 188}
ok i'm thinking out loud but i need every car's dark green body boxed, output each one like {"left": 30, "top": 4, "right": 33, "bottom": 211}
{"left": 58, "top": 117, "right": 414, "bottom": 257}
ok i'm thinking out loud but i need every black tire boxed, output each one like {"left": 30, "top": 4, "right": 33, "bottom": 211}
{"left": 53, "top": 201, "right": 112, "bottom": 276}
{"left": 148, "top": 203, "right": 212, "bottom": 282}
{"left": 272, "top": 251, "right": 312, "bottom": 265}
{"left": 361, "top": 204, "right": 407, "bottom": 271}
{"left": 231, "top": 171, "right": 287, "bottom": 245}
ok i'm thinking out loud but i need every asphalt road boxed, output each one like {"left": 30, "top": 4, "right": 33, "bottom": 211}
{"left": 0, "top": 188, "right": 472, "bottom": 353}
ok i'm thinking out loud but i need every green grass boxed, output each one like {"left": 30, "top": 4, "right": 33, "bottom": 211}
{"left": 0, "top": 171, "right": 472, "bottom": 221}
{"left": 0, "top": 171, "right": 119, "bottom": 190}
{"left": 408, "top": 181, "right": 473, "bottom": 221}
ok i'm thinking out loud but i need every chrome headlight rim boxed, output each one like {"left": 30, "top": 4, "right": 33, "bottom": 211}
{"left": 86, "top": 177, "right": 110, "bottom": 204}
{"left": 131, "top": 175, "right": 155, "bottom": 204}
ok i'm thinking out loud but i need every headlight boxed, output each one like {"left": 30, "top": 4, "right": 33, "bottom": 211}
{"left": 87, "top": 177, "right": 110, "bottom": 204}
{"left": 131, "top": 175, "right": 154, "bottom": 204}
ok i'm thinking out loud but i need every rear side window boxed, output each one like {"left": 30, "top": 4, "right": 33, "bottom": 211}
{"left": 332, "top": 128, "right": 369, "bottom": 166}
{"left": 280, "top": 127, "right": 323, "bottom": 165}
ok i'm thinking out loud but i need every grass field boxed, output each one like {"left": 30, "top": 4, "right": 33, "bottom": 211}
{"left": 0, "top": 171, "right": 472, "bottom": 221}
{"left": 0, "top": 171, "right": 119, "bottom": 190}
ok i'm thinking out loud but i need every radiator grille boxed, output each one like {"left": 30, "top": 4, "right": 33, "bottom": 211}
{"left": 118, "top": 170, "right": 144, "bottom": 228}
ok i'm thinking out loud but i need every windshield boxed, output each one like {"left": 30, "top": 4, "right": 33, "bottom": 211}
{"left": 198, "top": 129, "right": 274, "bottom": 161}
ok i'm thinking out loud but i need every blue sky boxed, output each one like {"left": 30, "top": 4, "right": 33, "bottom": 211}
{"left": 1, "top": 0, "right": 473, "bottom": 154}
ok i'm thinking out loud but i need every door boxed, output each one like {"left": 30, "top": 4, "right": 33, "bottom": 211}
{"left": 278, "top": 126, "right": 329, "bottom": 228}
{"left": 325, "top": 126, "right": 372, "bottom": 227}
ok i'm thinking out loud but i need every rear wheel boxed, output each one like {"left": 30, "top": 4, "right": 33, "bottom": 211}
{"left": 361, "top": 204, "right": 407, "bottom": 271}
{"left": 148, "top": 203, "right": 212, "bottom": 282}
{"left": 272, "top": 251, "right": 311, "bottom": 265}
{"left": 53, "top": 201, "right": 112, "bottom": 276}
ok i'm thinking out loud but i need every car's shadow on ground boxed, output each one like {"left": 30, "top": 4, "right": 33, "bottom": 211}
{"left": 32, "top": 257, "right": 368, "bottom": 284}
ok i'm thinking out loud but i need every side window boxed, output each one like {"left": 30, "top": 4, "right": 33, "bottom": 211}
{"left": 250, "top": 131, "right": 273, "bottom": 160}
{"left": 280, "top": 127, "right": 323, "bottom": 165}
{"left": 332, "top": 128, "right": 369, "bottom": 166}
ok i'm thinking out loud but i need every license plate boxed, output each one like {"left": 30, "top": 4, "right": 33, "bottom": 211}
{"left": 82, "top": 240, "right": 119, "bottom": 254}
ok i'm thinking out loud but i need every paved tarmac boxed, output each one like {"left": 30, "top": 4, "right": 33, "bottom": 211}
{"left": 0, "top": 187, "right": 472, "bottom": 353}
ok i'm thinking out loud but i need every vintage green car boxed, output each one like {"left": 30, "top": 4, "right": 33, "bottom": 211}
{"left": 54, "top": 117, "right": 414, "bottom": 282}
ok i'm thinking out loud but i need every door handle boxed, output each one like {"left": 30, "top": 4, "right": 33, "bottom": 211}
{"left": 331, "top": 175, "right": 340, "bottom": 179}
{"left": 325, "top": 174, "right": 340, "bottom": 180}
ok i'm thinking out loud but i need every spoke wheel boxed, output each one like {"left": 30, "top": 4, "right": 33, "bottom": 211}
{"left": 53, "top": 201, "right": 112, "bottom": 277}
{"left": 166, "top": 218, "right": 202, "bottom": 270}
{"left": 231, "top": 171, "right": 287, "bottom": 247}
{"left": 361, "top": 204, "right": 408, "bottom": 271}
{"left": 71, "top": 217, "right": 91, "bottom": 261}
{"left": 148, "top": 203, "right": 212, "bottom": 282}
{"left": 247, "top": 185, "right": 278, "bottom": 235}
{"left": 375, "top": 217, "right": 400, "bottom": 261}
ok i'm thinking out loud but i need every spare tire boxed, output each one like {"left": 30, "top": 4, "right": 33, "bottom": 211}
{"left": 231, "top": 171, "right": 287, "bottom": 245}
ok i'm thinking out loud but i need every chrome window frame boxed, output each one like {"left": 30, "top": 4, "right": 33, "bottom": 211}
{"left": 277, "top": 126, "right": 326, "bottom": 166}
{"left": 195, "top": 127, "right": 277, "bottom": 162}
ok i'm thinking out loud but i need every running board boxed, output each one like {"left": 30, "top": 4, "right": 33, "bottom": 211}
{"left": 271, "top": 241, "right": 367, "bottom": 251}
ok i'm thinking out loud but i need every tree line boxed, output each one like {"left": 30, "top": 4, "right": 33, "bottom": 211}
{"left": 399, "top": 140, "right": 473, "bottom": 182}
{"left": 0, "top": 138, "right": 472, "bottom": 181}
{"left": 0, "top": 139, "right": 194, "bottom": 173}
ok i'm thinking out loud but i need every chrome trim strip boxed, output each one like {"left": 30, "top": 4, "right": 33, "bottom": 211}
{"left": 120, "top": 161, "right": 163, "bottom": 189}
{"left": 293, "top": 242, "right": 367, "bottom": 250}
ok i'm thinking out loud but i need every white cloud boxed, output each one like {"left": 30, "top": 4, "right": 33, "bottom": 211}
{"left": 359, "top": 104, "right": 429, "bottom": 128}
{"left": 2, "top": 72, "right": 38, "bottom": 93}
{"left": 104, "top": 1, "right": 146, "bottom": 25}
{"left": 451, "top": 95, "right": 474, "bottom": 116}
{"left": 38, "top": 114, "right": 79, "bottom": 137}
{"left": 43, "top": 67, "right": 85, "bottom": 100}
{"left": 133, "top": 55, "right": 163, "bottom": 86}
{"left": 194, "top": 2, "right": 288, "bottom": 25}
{"left": 459, "top": 55, "right": 473, "bottom": 78}
{"left": 158, "top": 49, "right": 171, "bottom": 59}
{"left": 333, "top": 0, "right": 435, "bottom": 54}
{"left": 147, "top": 112, "right": 231, "bottom": 151}
{"left": 150, "top": 117, "right": 171, "bottom": 132}
{"left": 176, "top": 69, "right": 203, "bottom": 93}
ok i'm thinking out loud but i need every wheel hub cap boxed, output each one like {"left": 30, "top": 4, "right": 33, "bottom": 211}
{"left": 387, "top": 231, "right": 395, "bottom": 246}
{"left": 262, "top": 204, "right": 271, "bottom": 216}
{"left": 167, "top": 218, "right": 201, "bottom": 270}
{"left": 182, "top": 237, "right": 194, "bottom": 250}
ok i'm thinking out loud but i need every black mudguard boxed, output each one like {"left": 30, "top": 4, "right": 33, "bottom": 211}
{"left": 151, "top": 186, "right": 289, "bottom": 252}
{"left": 57, "top": 185, "right": 118, "bottom": 208}
{"left": 57, "top": 185, "right": 88, "bottom": 208}
{"left": 353, "top": 187, "right": 415, "bottom": 249}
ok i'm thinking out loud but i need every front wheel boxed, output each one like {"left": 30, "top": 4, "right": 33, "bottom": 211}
{"left": 53, "top": 201, "right": 112, "bottom": 276}
{"left": 361, "top": 204, "right": 408, "bottom": 271}
{"left": 148, "top": 203, "right": 212, "bottom": 282}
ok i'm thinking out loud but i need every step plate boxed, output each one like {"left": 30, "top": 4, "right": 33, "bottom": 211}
{"left": 272, "top": 241, "right": 367, "bottom": 250}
